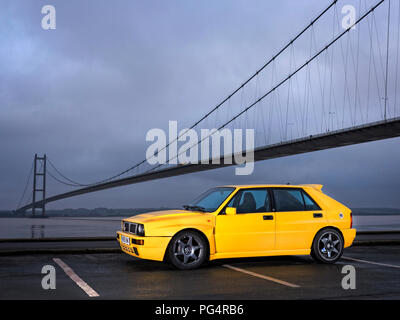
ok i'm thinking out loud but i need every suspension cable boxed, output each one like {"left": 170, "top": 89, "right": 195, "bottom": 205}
{"left": 16, "top": 159, "right": 34, "bottom": 210}
{"left": 47, "top": 157, "right": 91, "bottom": 187}
{"left": 46, "top": 166, "right": 85, "bottom": 187}
{"left": 394, "top": 0, "right": 400, "bottom": 116}
{"left": 146, "top": 0, "right": 386, "bottom": 173}
{"left": 35, "top": 0, "right": 386, "bottom": 188}
{"left": 384, "top": 0, "right": 391, "bottom": 119}
{"left": 45, "top": 0, "right": 339, "bottom": 187}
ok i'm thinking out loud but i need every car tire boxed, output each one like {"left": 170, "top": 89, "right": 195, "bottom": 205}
{"left": 167, "top": 230, "right": 208, "bottom": 270}
{"left": 311, "top": 228, "right": 344, "bottom": 264}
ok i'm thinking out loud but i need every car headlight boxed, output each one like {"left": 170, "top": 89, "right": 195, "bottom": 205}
{"left": 137, "top": 224, "right": 145, "bottom": 237}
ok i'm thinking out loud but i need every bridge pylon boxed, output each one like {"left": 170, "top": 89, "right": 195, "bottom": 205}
{"left": 31, "top": 154, "right": 47, "bottom": 217}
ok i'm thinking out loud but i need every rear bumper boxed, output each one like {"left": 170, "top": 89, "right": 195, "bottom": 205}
{"left": 342, "top": 228, "right": 357, "bottom": 248}
{"left": 116, "top": 231, "right": 171, "bottom": 261}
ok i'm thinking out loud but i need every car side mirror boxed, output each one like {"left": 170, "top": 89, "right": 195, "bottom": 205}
{"left": 225, "top": 207, "right": 237, "bottom": 215}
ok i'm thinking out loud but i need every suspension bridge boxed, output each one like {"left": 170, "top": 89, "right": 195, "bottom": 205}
{"left": 16, "top": 0, "right": 400, "bottom": 215}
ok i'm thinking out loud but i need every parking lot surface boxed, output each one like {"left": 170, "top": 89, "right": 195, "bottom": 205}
{"left": 1, "top": 245, "right": 399, "bottom": 300}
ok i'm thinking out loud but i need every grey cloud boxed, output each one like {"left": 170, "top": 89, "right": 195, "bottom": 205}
{"left": 1, "top": 0, "right": 399, "bottom": 210}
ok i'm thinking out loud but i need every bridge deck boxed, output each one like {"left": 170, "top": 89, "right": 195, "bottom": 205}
{"left": 17, "top": 117, "right": 400, "bottom": 212}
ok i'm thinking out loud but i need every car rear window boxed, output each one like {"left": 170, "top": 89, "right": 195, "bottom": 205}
{"left": 272, "top": 188, "right": 320, "bottom": 211}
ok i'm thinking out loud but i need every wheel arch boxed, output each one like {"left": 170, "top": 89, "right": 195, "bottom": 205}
{"left": 311, "top": 226, "right": 344, "bottom": 247}
{"left": 163, "top": 228, "right": 211, "bottom": 262}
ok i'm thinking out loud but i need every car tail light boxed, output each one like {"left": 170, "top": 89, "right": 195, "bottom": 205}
{"left": 350, "top": 211, "right": 353, "bottom": 228}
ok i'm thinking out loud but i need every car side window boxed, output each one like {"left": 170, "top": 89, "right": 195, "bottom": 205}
{"left": 225, "top": 189, "right": 270, "bottom": 214}
{"left": 272, "top": 189, "right": 305, "bottom": 212}
{"left": 272, "top": 188, "right": 321, "bottom": 211}
{"left": 302, "top": 191, "right": 321, "bottom": 210}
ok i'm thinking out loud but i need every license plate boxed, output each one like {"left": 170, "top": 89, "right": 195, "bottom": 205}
{"left": 121, "top": 235, "right": 130, "bottom": 245}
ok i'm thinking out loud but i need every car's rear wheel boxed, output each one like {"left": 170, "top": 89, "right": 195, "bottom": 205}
{"left": 311, "top": 228, "right": 343, "bottom": 264}
{"left": 167, "top": 230, "right": 208, "bottom": 270}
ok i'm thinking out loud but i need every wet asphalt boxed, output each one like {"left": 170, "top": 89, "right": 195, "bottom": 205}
{"left": 1, "top": 244, "right": 399, "bottom": 300}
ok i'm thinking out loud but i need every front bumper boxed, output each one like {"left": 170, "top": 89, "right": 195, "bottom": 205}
{"left": 342, "top": 228, "right": 357, "bottom": 248}
{"left": 116, "top": 231, "right": 171, "bottom": 261}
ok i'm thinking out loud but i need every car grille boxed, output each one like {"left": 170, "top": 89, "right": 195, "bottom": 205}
{"left": 120, "top": 244, "right": 139, "bottom": 256}
{"left": 123, "top": 221, "right": 139, "bottom": 236}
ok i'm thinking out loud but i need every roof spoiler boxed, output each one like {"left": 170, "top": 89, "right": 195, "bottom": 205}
{"left": 301, "top": 184, "right": 323, "bottom": 191}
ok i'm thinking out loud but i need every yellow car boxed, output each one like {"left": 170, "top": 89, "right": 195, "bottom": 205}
{"left": 117, "top": 184, "right": 356, "bottom": 269}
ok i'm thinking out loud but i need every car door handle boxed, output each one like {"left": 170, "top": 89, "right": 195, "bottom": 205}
{"left": 263, "top": 215, "right": 274, "bottom": 220}
{"left": 313, "top": 213, "right": 323, "bottom": 218}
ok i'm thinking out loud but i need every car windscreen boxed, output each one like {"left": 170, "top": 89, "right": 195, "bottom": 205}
{"left": 188, "top": 187, "right": 235, "bottom": 212}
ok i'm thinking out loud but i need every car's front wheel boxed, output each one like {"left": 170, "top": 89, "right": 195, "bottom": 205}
{"left": 311, "top": 228, "right": 344, "bottom": 263}
{"left": 167, "top": 230, "right": 208, "bottom": 270}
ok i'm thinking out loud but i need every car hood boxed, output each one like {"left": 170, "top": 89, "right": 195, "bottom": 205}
{"left": 122, "top": 209, "right": 216, "bottom": 237}
{"left": 124, "top": 209, "right": 208, "bottom": 224}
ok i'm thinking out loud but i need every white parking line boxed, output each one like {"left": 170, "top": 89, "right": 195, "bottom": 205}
{"left": 222, "top": 264, "right": 300, "bottom": 288}
{"left": 343, "top": 256, "right": 400, "bottom": 269}
{"left": 53, "top": 258, "right": 100, "bottom": 297}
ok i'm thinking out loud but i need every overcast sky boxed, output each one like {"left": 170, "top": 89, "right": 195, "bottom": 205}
{"left": 1, "top": 0, "right": 400, "bottom": 211}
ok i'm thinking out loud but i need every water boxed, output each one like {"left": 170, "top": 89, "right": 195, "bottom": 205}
{"left": 0, "top": 215, "right": 399, "bottom": 239}
{"left": 0, "top": 217, "right": 123, "bottom": 239}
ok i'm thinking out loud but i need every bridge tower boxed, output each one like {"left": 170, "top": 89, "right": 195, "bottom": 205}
{"left": 32, "top": 154, "right": 47, "bottom": 217}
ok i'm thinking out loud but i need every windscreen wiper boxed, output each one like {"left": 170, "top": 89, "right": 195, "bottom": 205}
{"left": 183, "top": 205, "right": 206, "bottom": 212}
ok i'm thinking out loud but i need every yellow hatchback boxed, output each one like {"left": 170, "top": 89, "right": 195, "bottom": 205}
{"left": 117, "top": 184, "right": 356, "bottom": 269}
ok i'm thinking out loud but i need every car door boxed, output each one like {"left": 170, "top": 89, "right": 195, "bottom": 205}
{"left": 272, "top": 188, "right": 327, "bottom": 251}
{"left": 215, "top": 188, "right": 275, "bottom": 254}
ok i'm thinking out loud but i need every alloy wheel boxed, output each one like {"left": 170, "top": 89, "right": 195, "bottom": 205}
{"left": 318, "top": 231, "right": 342, "bottom": 260}
{"left": 173, "top": 234, "right": 203, "bottom": 265}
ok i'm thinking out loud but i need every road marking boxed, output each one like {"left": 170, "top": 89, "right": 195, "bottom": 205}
{"left": 343, "top": 256, "right": 400, "bottom": 269}
{"left": 53, "top": 258, "right": 99, "bottom": 297}
{"left": 222, "top": 264, "right": 300, "bottom": 288}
